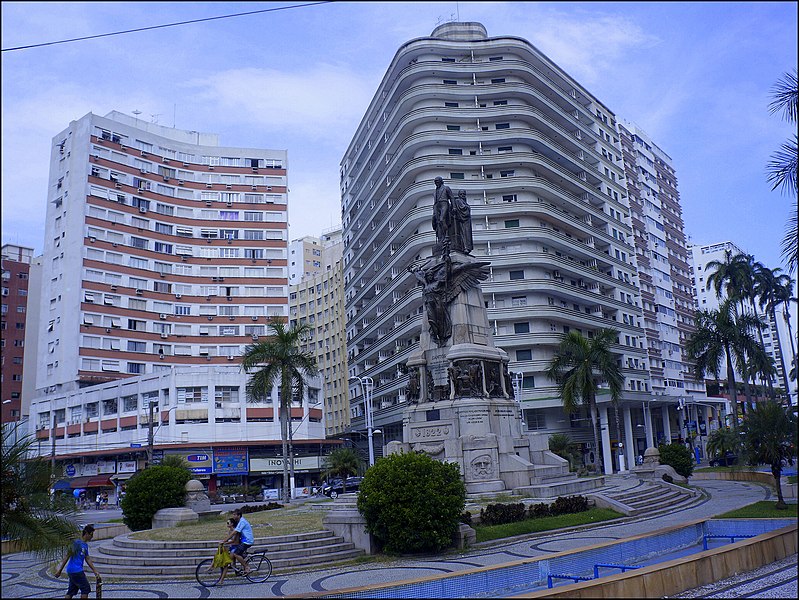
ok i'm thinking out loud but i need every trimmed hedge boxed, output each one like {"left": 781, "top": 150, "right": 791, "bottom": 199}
{"left": 658, "top": 443, "right": 695, "bottom": 478}
{"left": 120, "top": 466, "right": 191, "bottom": 531}
{"left": 236, "top": 502, "right": 283, "bottom": 515}
{"left": 357, "top": 452, "right": 466, "bottom": 554}
{"left": 476, "top": 495, "right": 591, "bottom": 526}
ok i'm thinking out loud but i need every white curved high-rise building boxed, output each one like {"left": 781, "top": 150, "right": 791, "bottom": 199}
{"left": 342, "top": 22, "right": 719, "bottom": 471}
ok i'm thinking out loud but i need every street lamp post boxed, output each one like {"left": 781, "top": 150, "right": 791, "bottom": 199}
{"left": 349, "top": 376, "right": 375, "bottom": 466}
{"left": 147, "top": 400, "right": 156, "bottom": 465}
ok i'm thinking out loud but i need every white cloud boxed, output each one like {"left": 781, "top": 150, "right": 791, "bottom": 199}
{"left": 184, "top": 64, "right": 378, "bottom": 143}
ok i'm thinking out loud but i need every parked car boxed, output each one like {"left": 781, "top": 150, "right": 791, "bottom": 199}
{"left": 322, "top": 476, "right": 363, "bottom": 498}
{"left": 709, "top": 453, "right": 738, "bottom": 467}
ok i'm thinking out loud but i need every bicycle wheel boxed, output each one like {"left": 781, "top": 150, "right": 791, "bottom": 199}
{"left": 195, "top": 558, "right": 223, "bottom": 587}
{"left": 245, "top": 553, "right": 272, "bottom": 583}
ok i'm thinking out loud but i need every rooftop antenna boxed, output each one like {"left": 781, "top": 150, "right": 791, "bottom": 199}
{"left": 132, "top": 109, "right": 142, "bottom": 126}
{"left": 456, "top": 1, "right": 460, "bottom": 21}
{"left": 150, "top": 113, "right": 161, "bottom": 124}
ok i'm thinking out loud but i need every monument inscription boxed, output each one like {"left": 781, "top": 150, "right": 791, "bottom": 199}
{"left": 411, "top": 423, "right": 452, "bottom": 441}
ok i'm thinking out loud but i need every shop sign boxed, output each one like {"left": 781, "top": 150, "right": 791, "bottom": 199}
{"left": 165, "top": 450, "right": 212, "bottom": 474}
{"left": 81, "top": 463, "right": 99, "bottom": 476}
{"left": 65, "top": 464, "right": 77, "bottom": 477}
{"left": 97, "top": 459, "right": 116, "bottom": 474}
{"left": 118, "top": 460, "right": 137, "bottom": 473}
{"left": 213, "top": 447, "right": 248, "bottom": 475}
{"left": 250, "top": 455, "right": 321, "bottom": 473}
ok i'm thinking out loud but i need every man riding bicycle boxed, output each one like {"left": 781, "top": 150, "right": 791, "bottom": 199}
{"left": 221, "top": 508, "right": 253, "bottom": 575}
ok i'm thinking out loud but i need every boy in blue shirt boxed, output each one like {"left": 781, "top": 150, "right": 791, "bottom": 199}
{"left": 55, "top": 524, "right": 101, "bottom": 599}
{"left": 221, "top": 508, "right": 254, "bottom": 575}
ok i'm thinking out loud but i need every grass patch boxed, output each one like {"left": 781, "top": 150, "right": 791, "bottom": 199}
{"left": 130, "top": 505, "right": 325, "bottom": 541}
{"left": 474, "top": 508, "right": 621, "bottom": 543}
{"left": 788, "top": 475, "right": 797, "bottom": 485}
{"left": 695, "top": 465, "right": 752, "bottom": 473}
{"left": 715, "top": 501, "right": 798, "bottom": 519}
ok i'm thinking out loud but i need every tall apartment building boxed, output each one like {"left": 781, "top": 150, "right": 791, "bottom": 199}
{"left": 25, "top": 111, "right": 332, "bottom": 496}
{"left": 1, "top": 244, "right": 34, "bottom": 422}
{"left": 618, "top": 124, "right": 704, "bottom": 399}
{"left": 690, "top": 241, "right": 796, "bottom": 402}
{"left": 341, "top": 22, "right": 723, "bottom": 472}
{"left": 288, "top": 237, "right": 325, "bottom": 285}
{"left": 289, "top": 229, "right": 350, "bottom": 436}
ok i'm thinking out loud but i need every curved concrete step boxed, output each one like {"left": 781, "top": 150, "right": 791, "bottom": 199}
{"left": 93, "top": 548, "right": 365, "bottom": 578}
{"left": 96, "top": 535, "right": 346, "bottom": 558}
{"left": 93, "top": 541, "right": 358, "bottom": 565}
{"left": 111, "top": 529, "right": 334, "bottom": 549}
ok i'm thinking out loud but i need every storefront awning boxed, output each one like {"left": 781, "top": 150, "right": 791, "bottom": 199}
{"left": 70, "top": 476, "right": 114, "bottom": 489}
{"left": 52, "top": 479, "right": 72, "bottom": 491}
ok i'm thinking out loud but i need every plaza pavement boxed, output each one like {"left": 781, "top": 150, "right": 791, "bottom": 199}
{"left": 1, "top": 476, "right": 791, "bottom": 598}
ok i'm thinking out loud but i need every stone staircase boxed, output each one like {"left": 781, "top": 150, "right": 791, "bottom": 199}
{"left": 91, "top": 530, "right": 364, "bottom": 580}
{"left": 512, "top": 463, "right": 606, "bottom": 499}
{"left": 596, "top": 480, "right": 701, "bottom": 517}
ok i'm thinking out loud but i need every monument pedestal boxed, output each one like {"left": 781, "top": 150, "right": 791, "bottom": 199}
{"left": 392, "top": 395, "right": 543, "bottom": 494}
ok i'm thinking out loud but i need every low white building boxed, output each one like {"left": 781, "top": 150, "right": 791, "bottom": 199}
{"left": 28, "top": 366, "right": 334, "bottom": 498}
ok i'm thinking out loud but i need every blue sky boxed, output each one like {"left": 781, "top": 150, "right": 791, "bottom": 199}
{"left": 2, "top": 1, "right": 797, "bottom": 274}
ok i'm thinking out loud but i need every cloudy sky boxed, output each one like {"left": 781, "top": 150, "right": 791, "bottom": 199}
{"left": 2, "top": 1, "right": 797, "bottom": 274}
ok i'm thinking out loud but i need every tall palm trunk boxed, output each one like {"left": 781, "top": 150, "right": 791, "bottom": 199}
{"left": 280, "top": 373, "right": 290, "bottom": 504}
{"left": 778, "top": 304, "right": 795, "bottom": 401}
{"left": 752, "top": 304, "right": 776, "bottom": 399}
{"left": 772, "top": 462, "right": 786, "bottom": 508}
{"left": 724, "top": 343, "right": 740, "bottom": 427}
{"left": 588, "top": 392, "right": 602, "bottom": 473}
{"left": 288, "top": 405, "right": 295, "bottom": 500}
{"left": 613, "top": 401, "right": 623, "bottom": 471}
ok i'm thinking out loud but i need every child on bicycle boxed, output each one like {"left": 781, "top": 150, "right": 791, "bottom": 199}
{"left": 221, "top": 508, "right": 253, "bottom": 575}
{"left": 217, "top": 518, "right": 240, "bottom": 584}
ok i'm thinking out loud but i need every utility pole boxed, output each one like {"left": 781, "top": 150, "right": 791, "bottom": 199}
{"left": 50, "top": 412, "right": 57, "bottom": 482}
{"left": 147, "top": 400, "right": 156, "bottom": 465}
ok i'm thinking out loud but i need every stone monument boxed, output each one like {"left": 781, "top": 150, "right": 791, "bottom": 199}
{"left": 388, "top": 180, "right": 555, "bottom": 495}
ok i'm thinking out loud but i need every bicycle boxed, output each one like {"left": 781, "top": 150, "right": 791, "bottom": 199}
{"left": 195, "top": 547, "right": 272, "bottom": 587}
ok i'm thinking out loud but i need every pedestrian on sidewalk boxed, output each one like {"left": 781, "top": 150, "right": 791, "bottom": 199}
{"left": 55, "top": 524, "right": 102, "bottom": 599}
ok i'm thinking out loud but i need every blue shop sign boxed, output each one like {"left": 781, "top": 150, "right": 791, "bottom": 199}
{"left": 213, "top": 447, "right": 248, "bottom": 475}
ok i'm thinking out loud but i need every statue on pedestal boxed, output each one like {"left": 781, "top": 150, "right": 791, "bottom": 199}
{"left": 409, "top": 256, "right": 490, "bottom": 347}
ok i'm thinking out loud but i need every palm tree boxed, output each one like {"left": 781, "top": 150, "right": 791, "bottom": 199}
{"left": 240, "top": 318, "right": 318, "bottom": 503}
{"left": 705, "top": 427, "right": 742, "bottom": 467}
{"left": 686, "top": 298, "right": 763, "bottom": 427}
{"left": 742, "top": 347, "right": 777, "bottom": 401}
{"left": 546, "top": 329, "right": 624, "bottom": 474}
{"left": 742, "top": 400, "right": 797, "bottom": 508}
{"left": 322, "top": 447, "right": 363, "bottom": 481}
{"left": 781, "top": 213, "right": 798, "bottom": 276}
{"left": 767, "top": 70, "right": 798, "bottom": 275}
{"left": 548, "top": 433, "right": 581, "bottom": 472}
{"left": 1, "top": 423, "right": 79, "bottom": 563}
{"left": 705, "top": 249, "right": 751, "bottom": 309}
{"left": 756, "top": 270, "right": 796, "bottom": 399}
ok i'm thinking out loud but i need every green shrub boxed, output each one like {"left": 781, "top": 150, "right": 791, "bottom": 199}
{"left": 120, "top": 466, "right": 191, "bottom": 531}
{"left": 480, "top": 502, "right": 527, "bottom": 526}
{"left": 357, "top": 452, "right": 466, "bottom": 554}
{"left": 528, "top": 502, "right": 551, "bottom": 518}
{"left": 459, "top": 511, "right": 472, "bottom": 525}
{"left": 550, "top": 495, "right": 589, "bottom": 515}
{"left": 658, "top": 443, "right": 695, "bottom": 478}
{"left": 237, "top": 502, "right": 283, "bottom": 515}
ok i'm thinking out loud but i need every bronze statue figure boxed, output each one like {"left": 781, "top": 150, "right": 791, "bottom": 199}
{"left": 451, "top": 190, "right": 473, "bottom": 254}
{"left": 432, "top": 177, "right": 454, "bottom": 255}
{"left": 406, "top": 368, "right": 420, "bottom": 403}
{"left": 410, "top": 257, "right": 491, "bottom": 346}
